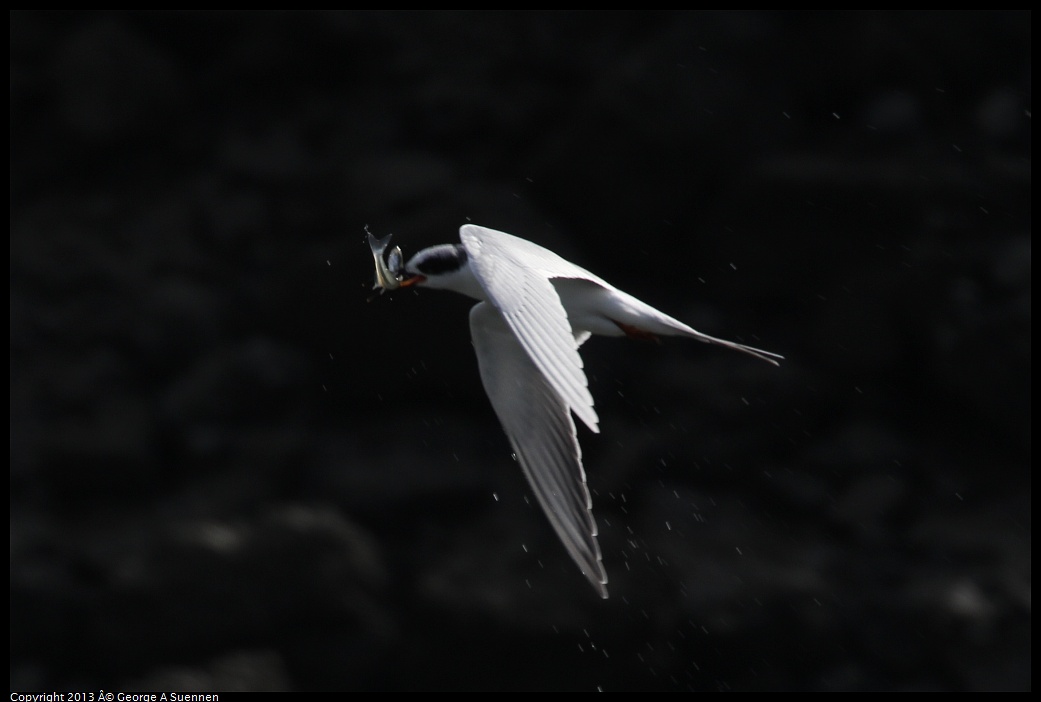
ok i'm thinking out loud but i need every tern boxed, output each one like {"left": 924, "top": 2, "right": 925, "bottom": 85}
{"left": 369, "top": 224, "right": 782, "bottom": 598}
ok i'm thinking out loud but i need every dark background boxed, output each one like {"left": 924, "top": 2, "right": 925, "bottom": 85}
{"left": 10, "top": 11, "right": 1030, "bottom": 691}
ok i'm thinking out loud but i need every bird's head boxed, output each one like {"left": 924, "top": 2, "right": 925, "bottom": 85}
{"left": 399, "top": 244, "right": 471, "bottom": 291}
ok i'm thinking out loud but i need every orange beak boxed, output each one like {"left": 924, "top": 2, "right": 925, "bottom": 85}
{"left": 398, "top": 274, "right": 426, "bottom": 288}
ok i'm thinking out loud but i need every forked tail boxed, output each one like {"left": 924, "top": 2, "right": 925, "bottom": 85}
{"left": 693, "top": 332, "right": 783, "bottom": 366}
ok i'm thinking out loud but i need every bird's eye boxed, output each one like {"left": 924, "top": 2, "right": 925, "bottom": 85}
{"left": 415, "top": 246, "right": 467, "bottom": 275}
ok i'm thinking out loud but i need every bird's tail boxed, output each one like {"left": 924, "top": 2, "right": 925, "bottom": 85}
{"left": 686, "top": 331, "right": 784, "bottom": 366}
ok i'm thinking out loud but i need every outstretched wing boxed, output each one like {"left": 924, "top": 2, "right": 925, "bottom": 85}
{"left": 459, "top": 224, "right": 600, "bottom": 433}
{"left": 470, "top": 302, "right": 608, "bottom": 598}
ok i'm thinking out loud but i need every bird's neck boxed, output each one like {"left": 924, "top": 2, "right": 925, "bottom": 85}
{"left": 427, "top": 262, "right": 488, "bottom": 301}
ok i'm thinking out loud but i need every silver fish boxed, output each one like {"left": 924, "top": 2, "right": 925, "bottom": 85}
{"left": 368, "top": 231, "right": 404, "bottom": 292}
{"left": 387, "top": 246, "right": 403, "bottom": 277}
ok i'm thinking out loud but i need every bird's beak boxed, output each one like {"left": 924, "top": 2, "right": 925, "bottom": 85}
{"left": 398, "top": 274, "right": 426, "bottom": 288}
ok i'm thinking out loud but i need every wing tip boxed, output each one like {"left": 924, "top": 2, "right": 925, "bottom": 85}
{"left": 580, "top": 564, "right": 609, "bottom": 599}
{"left": 590, "top": 567, "right": 609, "bottom": 599}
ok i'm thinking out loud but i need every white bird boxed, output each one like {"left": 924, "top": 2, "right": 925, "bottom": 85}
{"left": 370, "top": 224, "right": 782, "bottom": 598}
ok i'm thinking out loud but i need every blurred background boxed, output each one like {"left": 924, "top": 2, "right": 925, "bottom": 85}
{"left": 10, "top": 11, "right": 1030, "bottom": 691}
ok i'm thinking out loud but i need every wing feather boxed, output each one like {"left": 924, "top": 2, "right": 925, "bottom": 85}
{"left": 460, "top": 224, "right": 600, "bottom": 433}
{"left": 470, "top": 302, "right": 608, "bottom": 598}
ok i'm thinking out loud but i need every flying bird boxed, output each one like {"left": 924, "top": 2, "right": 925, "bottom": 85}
{"left": 368, "top": 224, "right": 782, "bottom": 598}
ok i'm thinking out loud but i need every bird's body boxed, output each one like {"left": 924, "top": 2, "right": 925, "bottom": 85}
{"left": 371, "top": 224, "right": 781, "bottom": 598}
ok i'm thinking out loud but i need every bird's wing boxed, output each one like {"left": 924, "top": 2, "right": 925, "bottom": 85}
{"left": 470, "top": 302, "right": 608, "bottom": 598}
{"left": 460, "top": 224, "right": 600, "bottom": 433}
